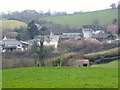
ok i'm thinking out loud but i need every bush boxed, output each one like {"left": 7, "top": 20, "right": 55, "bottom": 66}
{"left": 84, "top": 47, "right": 119, "bottom": 62}
{"left": 52, "top": 60, "right": 58, "bottom": 67}
{"left": 2, "top": 57, "right": 35, "bottom": 69}
{"left": 84, "top": 47, "right": 120, "bottom": 65}
{"left": 60, "top": 60, "right": 64, "bottom": 66}
{"left": 94, "top": 56, "right": 119, "bottom": 64}
{"left": 100, "top": 55, "right": 105, "bottom": 63}
{"left": 40, "top": 61, "right": 45, "bottom": 66}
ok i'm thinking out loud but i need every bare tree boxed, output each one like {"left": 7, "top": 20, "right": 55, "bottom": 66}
{"left": 110, "top": 3, "right": 117, "bottom": 9}
{"left": 93, "top": 19, "right": 99, "bottom": 25}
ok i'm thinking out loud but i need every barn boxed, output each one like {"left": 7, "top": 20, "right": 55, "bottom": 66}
{"left": 72, "top": 59, "right": 89, "bottom": 67}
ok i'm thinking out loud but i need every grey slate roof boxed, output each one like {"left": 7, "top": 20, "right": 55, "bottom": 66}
{"left": 92, "top": 34, "right": 112, "bottom": 39}
{"left": 3, "top": 39, "right": 21, "bottom": 47}
{"left": 82, "top": 25, "right": 104, "bottom": 31}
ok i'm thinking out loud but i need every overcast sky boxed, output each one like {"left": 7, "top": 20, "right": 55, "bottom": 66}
{"left": 0, "top": 0, "right": 119, "bottom": 13}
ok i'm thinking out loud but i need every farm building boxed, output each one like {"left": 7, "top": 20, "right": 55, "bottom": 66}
{"left": 71, "top": 59, "right": 89, "bottom": 67}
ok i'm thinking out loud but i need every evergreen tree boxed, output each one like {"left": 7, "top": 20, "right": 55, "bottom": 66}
{"left": 27, "top": 20, "right": 38, "bottom": 39}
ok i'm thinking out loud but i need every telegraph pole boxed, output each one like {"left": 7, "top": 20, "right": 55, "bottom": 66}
{"left": 59, "top": 32, "right": 62, "bottom": 67}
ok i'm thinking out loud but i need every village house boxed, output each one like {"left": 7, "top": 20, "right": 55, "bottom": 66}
{"left": 49, "top": 32, "right": 59, "bottom": 48}
{"left": 59, "top": 33, "right": 82, "bottom": 41}
{"left": 82, "top": 24, "right": 117, "bottom": 42}
{"left": 35, "top": 32, "right": 59, "bottom": 49}
{"left": 92, "top": 33, "right": 115, "bottom": 41}
{"left": 82, "top": 28, "right": 93, "bottom": 38}
{"left": 0, "top": 36, "right": 29, "bottom": 53}
{"left": 82, "top": 25, "right": 104, "bottom": 32}
{"left": 82, "top": 25, "right": 105, "bottom": 38}
{"left": 35, "top": 31, "right": 82, "bottom": 49}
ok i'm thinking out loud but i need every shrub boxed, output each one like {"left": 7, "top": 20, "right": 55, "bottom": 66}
{"left": 2, "top": 57, "right": 35, "bottom": 69}
{"left": 40, "top": 61, "right": 45, "bottom": 66}
{"left": 52, "top": 61, "right": 57, "bottom": 67}
{"left": 84, "top": 47, "right": 119, "bottom": 64}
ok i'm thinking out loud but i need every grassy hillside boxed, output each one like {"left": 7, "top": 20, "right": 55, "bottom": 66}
{"left": 41, "top": 9, "right": 117, "bottom": 26}
{"left": 91, "top": 60, "right": 119, "bottom": 68}
{"left": 2, "top": 60, "right": 118, "bottom": 88}
{"left": 84, "top": 47, "right": 119, "bottom": 61}
{"left": 45, "top": 47, "right": 119, "bottom": 66}
{"left": 0, "top": 20, "right": 27, "bottom": 30}
{"left": 85, "top": 47, "right": 118, "bottom": 57}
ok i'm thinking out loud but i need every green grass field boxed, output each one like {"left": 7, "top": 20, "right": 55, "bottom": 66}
{"left": 91, "top": 60, "right": 118, "bottom": 68}
{"left": 41, "top": 9, "right": 117, "bottom": 26}
{"left": 2, "top": 60, "right": 118, "bottom": 88}
{"left": 0, "top": 20, "right": 27, "bottom": 30}
{"left": 84, "top": 47, "right": 118, "bottom": 59}
{"left": 0, "top": 20, "right": 27, "bottom": 35}
{"left": 0, "top": 70, "right": 1, "bottom": 89}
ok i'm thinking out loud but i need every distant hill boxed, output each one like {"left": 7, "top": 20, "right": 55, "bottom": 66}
{"left": 41, "top": 9, "right": 117, "bottom": 26}
{"left": 0, "top": 20, "right": 27, "bottom": 30}
{"left": 0, "top": 20, "right": 27, "bottom": 38}
{"left": 2, "top": 10, "right": 42, "bottom": 23}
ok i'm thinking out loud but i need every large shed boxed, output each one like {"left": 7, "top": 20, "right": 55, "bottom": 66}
{"left": 72, "top": 59, "right": 89, "bottom": 67}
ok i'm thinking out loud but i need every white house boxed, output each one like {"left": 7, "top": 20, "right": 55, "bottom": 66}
{"left": 49, "top": 32, "right": 59, "bottom": 48}
{"left": 37, "top": 32, "right": 59, "bottom": 49}
{"left": 82, "top": 28, "right": 93, "bottom": 38}
{"left": 0, "top": 36, "right": 29, "bottom": 52}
